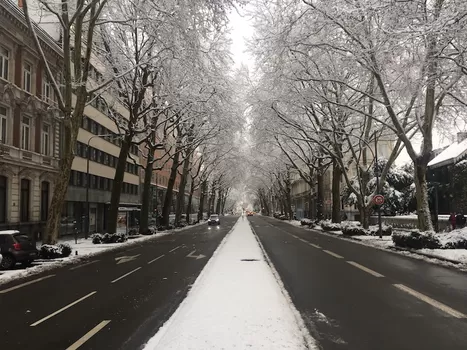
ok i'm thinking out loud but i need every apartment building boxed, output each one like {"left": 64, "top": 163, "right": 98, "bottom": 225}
{"left": 0, "top": 0, "right": 61, "bottom": 235}
{"left": 1, "top": 0, "right": 141, "bottom": 235}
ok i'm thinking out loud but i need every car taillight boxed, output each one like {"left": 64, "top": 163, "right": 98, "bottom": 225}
{"left": 13, "top": 242, "right": 21, "bottom": 250}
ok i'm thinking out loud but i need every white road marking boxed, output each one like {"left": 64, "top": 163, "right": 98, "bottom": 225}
{"left": 393, "top": 284, "right": 466, "bottom": 318}
{"left": 66, "top": 320, "right": 111, "bottom": 350}
{"left": 111, "top": 267, "right": 142, "bottom": 284}
{"left": 322, "top": 250, "right": 344, "bottom": 259}
{"left": 169, "top": 245, "right": 181, "bottom": 253}
{"left": 308, "top": 243, "right": 321, "bottom": 249}
{"left": 115, "top": 254, "right": 140, "bottom": 265}
{"left": 347, "top": 261, "right": 384, "bottom": 277}
{"left": 0, "top": 274, "right": 55, "bottom": 294}
{"left": 70, "top": 260, "right": 99, "bottom": 271}
{"left": 147, "top": 255, "right": 165, "bottom": 264}
{"left": 298, "top": 238, "right": 308, "bottom": 243}
{"left": 30, "top": 291, "right": 97, "bottom": 326}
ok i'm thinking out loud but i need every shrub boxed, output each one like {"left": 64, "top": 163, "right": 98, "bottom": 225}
{"left": 58, "top": 243, "right": 72, "bottom": 257}
{"left": 320, "top": 220, "right": 342, "bottom": 231}
{"left": 40, "top": 243, "right": 72, "bottom": 259}
{"left": 90, "top": 232, "right": 128, "bottom": 244}
{"left": 392, "top": 230, "right": 441, "bottom": 250}
{"left": 128, "top": 228, "right": 138, "bottom": 236}
{"left": 439, "top": 230, "right": 467, "bottom": 249}
{"left": 300, "top": 219, "right": 313, "bottom": 226}
{"left": 342, "top": 225, "right": 368, "bottom": 236}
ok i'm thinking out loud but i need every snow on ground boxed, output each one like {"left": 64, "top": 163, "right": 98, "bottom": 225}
{"left": 0, "top": 223, "right": 203, "bottom": 285}
{"left": 144, "top": 218, "right": 317, "bottom": 350}
{"left": 282, "top": 219, "right": 303, "bottom": 227}
{"left": 419, "top": 249, "right": 467, "bottom": 263}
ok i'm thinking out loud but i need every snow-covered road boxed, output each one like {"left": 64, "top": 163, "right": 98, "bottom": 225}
{"left": 144, "top": 218, "right": 316, "bottom": 350}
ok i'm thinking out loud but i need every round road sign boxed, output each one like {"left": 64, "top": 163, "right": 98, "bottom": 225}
{"left": 373, "top": 195, "right": 384, "bottom": 206}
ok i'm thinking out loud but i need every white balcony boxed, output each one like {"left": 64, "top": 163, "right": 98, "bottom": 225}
{"left": 0, "top": 143, "right": 59, "bottom": 169}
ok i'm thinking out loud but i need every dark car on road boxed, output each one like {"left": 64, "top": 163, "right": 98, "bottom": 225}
{"left": 0, "top": 230, "right": 39, "bottom": 269}
{"left": 207, "top": 214, "right": 220, "bottom": 226}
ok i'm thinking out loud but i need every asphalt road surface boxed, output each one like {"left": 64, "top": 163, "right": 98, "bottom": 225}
{"left": 0, "top": 216, "right": 238, "bottom": 350}
{"left": 249, "top": 215, "right": 467, "bottom": 350}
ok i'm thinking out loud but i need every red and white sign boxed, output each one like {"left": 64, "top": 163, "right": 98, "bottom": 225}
{"left": 373, "top": 195, "right": 384, "bottom": 206}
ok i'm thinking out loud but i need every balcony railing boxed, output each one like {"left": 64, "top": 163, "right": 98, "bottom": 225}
{"left": 0, "top": 143, "right": 59, "bottom": 168}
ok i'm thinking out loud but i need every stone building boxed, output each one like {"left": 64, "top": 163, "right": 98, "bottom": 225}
{"left": 0, "top": 0, "right": 61, "bottom": 235}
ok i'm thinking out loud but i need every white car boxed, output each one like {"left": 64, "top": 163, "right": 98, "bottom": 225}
{"left": 207, "top": 215, "right": 220, "bottom": 226}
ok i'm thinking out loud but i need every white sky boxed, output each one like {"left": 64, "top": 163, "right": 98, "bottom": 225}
{"left": 228, "top": 7, "right": 254, "bottom": 70}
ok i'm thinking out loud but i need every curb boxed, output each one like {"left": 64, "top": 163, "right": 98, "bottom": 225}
{"left": 388, "top": 246, "right": 463, "bottom": 265}
{"left": 277, "top": 219, "right": 466, "bottom": 267}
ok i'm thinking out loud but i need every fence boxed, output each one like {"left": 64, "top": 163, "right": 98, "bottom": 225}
{"left": 369, "top": 215, "right": 451, "bottom": 231}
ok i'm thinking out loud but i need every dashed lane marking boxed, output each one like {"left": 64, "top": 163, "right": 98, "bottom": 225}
{"left": 30, "top": 291, "right": 97, "bottom": 326}
{"left": 66, "top": 320, "right": 111, "bottom": 350}
{"left": 322, "top": 250, "right": 344, "bottom": 259}
{"left": 347, "top": 261, "right": 384, "bottom": 277}
{"left": 147, "top": 255, "right": 165, "bottom": 264}
{"left": 111, "top": 267, "right": 142, "bottom": 284}
{"left": 0, "top": 274, "right": 55, "bottom": 294}
{"left": 393, "top": 284, "right": 466, "bottom": 319}
{"left": 169, "top": 245, "right": 182, "bottom": 253}
{"left": 308, "top": 243, "right": 321, "bottom": 249}
{"left": 70, "top": 260, "right": 99, "bottom": 271}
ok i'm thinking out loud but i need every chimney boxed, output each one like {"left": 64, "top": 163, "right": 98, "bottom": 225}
{"left": 458, "top": 132, "right": 467, "bottom": 143}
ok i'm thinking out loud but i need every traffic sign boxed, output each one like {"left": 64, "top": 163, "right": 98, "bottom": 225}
{"left": 373, "top": 195, "right": 384, "bottom": 206}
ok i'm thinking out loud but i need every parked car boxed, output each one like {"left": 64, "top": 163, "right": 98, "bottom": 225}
{"left": 0, "top": 230, "right": 39, "bottom": 269}
{"left": 207, "top": 214, "right": 220, "bottom": 226}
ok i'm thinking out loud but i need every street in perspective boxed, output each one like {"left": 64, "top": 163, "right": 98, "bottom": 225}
{"left": 2, "top": 0, "right": 467, "bottom": 349}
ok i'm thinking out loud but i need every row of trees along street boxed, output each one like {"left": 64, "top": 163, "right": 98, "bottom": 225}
{"left": 246, "top": 0, "right": 467, "bottom": 231}
{"left": 22, "top": 0, "right": 246, "bottom": 243}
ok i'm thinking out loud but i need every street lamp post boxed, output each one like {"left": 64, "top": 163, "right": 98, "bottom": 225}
{"left": 85, "top": 133, "right": 115, "bottom": 239}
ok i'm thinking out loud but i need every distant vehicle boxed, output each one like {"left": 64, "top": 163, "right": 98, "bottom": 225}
{"left": 0, "top": 230, "right": 39, "bottom": 269}
{"left": 207, "top": 214, "right": 220, "bottom": 226}
{"left": 247, "top": 211, "right": 254, "bottom": 216}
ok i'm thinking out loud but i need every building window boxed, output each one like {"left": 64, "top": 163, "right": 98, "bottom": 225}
{"left": 0, "top": 46, "right": 9, "bottom": 80}
{"left": 42, "top": 124, "right": 50, "bottom": 155}
{"left": 0, "top": 106, "right": 7, "bottom": 144}
{"left": 0, "top": 175, "right": 6, "bottom": 223}
{"left": 20, "top": 178, "right": 30, "bottom": 222}
{"left": 43, "top": 76, "right": 52, "bottom": 102}
{"left": 21, "top": 116, "right": 30, "bottom": 150}
{"left": 23, "top": 62, "right": 32, "bottom": 93}
{"left": 41, "top": 181, "right": 49, "bottom": 221}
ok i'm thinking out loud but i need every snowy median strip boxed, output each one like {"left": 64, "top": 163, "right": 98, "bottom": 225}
{"left": 143, "top": 218, "right": 317, "bottom": 350}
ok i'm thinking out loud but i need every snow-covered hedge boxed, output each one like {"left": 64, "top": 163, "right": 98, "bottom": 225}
{"left": 300, "top": 218, "right": 316, "bottom": 227}
{"left": 392, "top": 230, "right": 441, "bottom": 250}
{"left": 320, "top": 220, "right": 342, "bottom": 231}
{"left": 341, "top": 222, "right": 367, "bottom": 236}
{"left": 91, "top": 233, "right": 128, "bottom": 244}
{"left": 39, "top": 243, "right": 72, "bottom": 259}
{"left": 438, "top": 229, "right": 467, "bottom": 249}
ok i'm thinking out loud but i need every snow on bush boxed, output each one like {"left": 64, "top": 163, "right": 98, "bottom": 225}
{"left": 39, "top": 243, "right": 72, "bottom": 259}
{"left": 300, "top": 218, "right": 316, "bottom": 227}
{"left": 91, "top": 233, "right": 128, "bottom": 244}
{"left": 438, "top": 229, "right": 467, "bottom": 249}
{"left": 392, "top": 230, "right": 441, "bottom": 250}
{"left": 320, "top": 220, "right": 342, "bottom": 231}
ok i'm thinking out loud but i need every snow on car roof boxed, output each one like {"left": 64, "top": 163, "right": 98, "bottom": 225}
{"left": 0, "top": 230, "right": 20, "bottom": 235}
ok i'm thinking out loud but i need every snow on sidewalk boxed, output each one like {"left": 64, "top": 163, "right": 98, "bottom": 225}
{"left": 144, "top": 218, "right": 316, "bottom": 350}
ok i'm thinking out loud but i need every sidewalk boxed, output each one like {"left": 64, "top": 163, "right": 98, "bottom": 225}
{"left": 143, "top": 218, "right": 316, "bottom": 350}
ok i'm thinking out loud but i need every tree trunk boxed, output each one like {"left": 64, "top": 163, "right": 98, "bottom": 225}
{"left": 107, "top": 135, "right": 132, "bottom": 233}
{"left": 161, "top": 144, "right": 181, "bottom": 227}
{"left": 308, "top": 191, "right": 313, "bottom": 219}
{"left": 44, "top": 120, "right": 79, "bottom": 244}
{"left": 414, "top": 157, "right": 433, "bottom": 231}
{"left": 332, "top": 160, "right": 342, "bottom": 223}
{"left": 215, "top": 189, "right": 222, "bottom": 214}
{"left": 359, "top": 204, "right": 370, "bottom": 229}
{"left": 175, "top": 152, "right": 191, "bottom": 226}
{"left": 186, "top": 178, "right": 195, "bottom": 224}
{"left": 317, "top": 169, "right": 324, "bottom": 220}
{"left": 139, "top": 144, "right": 155, "bottom": 234}
{"left": 198, "top": 180, "right": 207, "bottom": 221}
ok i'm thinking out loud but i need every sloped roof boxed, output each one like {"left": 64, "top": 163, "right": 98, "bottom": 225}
{"left": 428, "top": 138, "right": 467, "bottom": 169}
